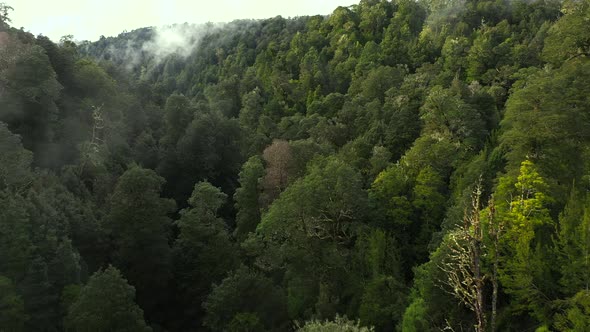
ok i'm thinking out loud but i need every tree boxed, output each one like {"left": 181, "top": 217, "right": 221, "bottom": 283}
{"left": 234, "top": 156, "right": 265, "bottom": 242}
{"left": 358, "top": 66, "right": 406, "bottom": 103}
{"left": 258, "top": 156, "right": 367, "bottom": 248}
{"left": 260, "top": 139, "right": 294, "bottom": 207}
{"left": 356, "top": 229, "right": 406, "bottom": 331}
{"left": 439, "top": 184, "right": 486, "bottom": 332}
{"left": 47, "top": 239, "right": 81, "bottom": 292}
{"left": 500, "top": 60, "right": 590, "bottom": 187}
{"left": 71, "top": 59, "right": 115, "bottom": 101}
{"left": 483, "top": 196, "right": 501, "bottom": 332}
{"left": 369, "top": 164, "right": 414, "bottom": 230}
{"left": 239, "top": 87, "right": 265, "bottom": 131}
{"left": 171, "top": 110, "right": 243, "bottom": 203}
{"left": 400, "top": 298, "right": 429, "bottom": 332}
{"left": 496, "top": 160, "right": 555, "bottom": 322}
{"left": 64, "top": 266, "right": 151, "bottom": 332}
{"left": 106, "top": 165, "right": 175, "bottom": 318}
{"left": 556, "top": 188, "right": 590, "bottom": 295}
{"left": 0, "top": 3, "right": 13, "bottom": 28}
{"left": 554, "top": 290, "right": 590, "bottom": 331}
{"left": 297, "top": 315, "right": 374, "bottom": 332}
{"left": 20, "top": 256, "right": 59, "bottom": 331}
{"left": 0, "top": 122, "right": 33, "bottom": 191}
{"left": 0, "top": 192, "right": 33, "bottom": 281}
{"left": 412, "top": 166, "right": 447, "bottom": 259}
{"left": 358, "top": 0, "right": 392, "bottom": 42}
{"left": 420, "top": 86, "right": 486, "bottom": 149}
{"left": 369, "top": 145, "right": 392, "bottom": 177}
{"left": 161, "top": 93, "right": 193, "bottom": 146}
{"left": 251, "top": 157, "right": 367, "bottom": 320}
{"left": 172, "top": 181, "right": 237, "bottom": 328}
{"left": 543, "top": 0, "right": 590, "bottom": 65}
{"left": 358, "top": 275, "right": 406, "bottom": 331}
{"left": 299, "top": 48, "right": 326, "bottom": 98}
{"left": 203, "top": 266, "right": 288, "bottom": 331}
{"left": 0, "top": 275, "right": 27, "bottom": 331}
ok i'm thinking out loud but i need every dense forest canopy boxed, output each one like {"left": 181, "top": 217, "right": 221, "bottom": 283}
{"left": 1, "top": 0, "right": 590, "bottom": 330}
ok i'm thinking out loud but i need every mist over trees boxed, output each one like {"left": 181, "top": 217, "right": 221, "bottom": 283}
{"left": 1, "top": 0, "right": 590, "bottom": 330}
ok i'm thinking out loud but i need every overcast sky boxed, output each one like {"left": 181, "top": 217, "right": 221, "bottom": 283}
{"left": 6, "top": 0, "right": 357, "bottom": 42}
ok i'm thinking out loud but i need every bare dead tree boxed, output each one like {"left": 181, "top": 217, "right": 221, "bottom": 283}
{"left": 260, "top": 139, "right": 294, "bottom": 207}
{"left": 79, "top": 104, "right": 105, "bottom": 175}
{"left": 486, "top": 196, "right": 501, "bottom": 332}
{"left": 439, "top": 182, "right": 486, "bottom": 332}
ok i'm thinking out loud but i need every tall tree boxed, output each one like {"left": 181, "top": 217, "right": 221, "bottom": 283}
{"left": 203, "top": 266, "right": 289, "bottom": 332}
{"left": 260, "top": 139, "right": 294, "bottom": 207}
{"left": 557, "top": 188, "right": 590, "bottom": 295}
{"left": 172, "top": 181, "right": 238, "bottom": 329}
{"left": 20, "top": 256, "right": 59, "bottom": 331}
{"left": 64, "top": 266, "right": 151, "bottom": 332}
{"left": 496, "top": 160, "right": 555, "bottom": 322}
{"left": 0, "top": 275, "right": 27, "bottom": 331}
{"left": 106, "top": 165, "right": 175, "bottom": 320}
{"left": 439, "top": 184, "right": 486, "bottom": 332}
{"left": 0, "top": 3, "right": 13, "bottom": 28}
{"left": 0, "top": 122, "right": 33, "bottom": 191}
{"left": 234, "top": 155, "right": 265, "bottom": 242}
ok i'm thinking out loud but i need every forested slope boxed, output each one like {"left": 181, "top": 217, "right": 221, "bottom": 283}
{"left": 1, "top": 0, "right": 590, "bottom": 331}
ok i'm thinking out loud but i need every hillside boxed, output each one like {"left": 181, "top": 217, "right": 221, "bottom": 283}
{"left": 1, "top": 0, "right": 590, "bottom": 331}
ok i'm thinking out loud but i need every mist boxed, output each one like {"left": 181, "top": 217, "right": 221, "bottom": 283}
{"left": 80, "top": 22, "right": 225, "bottom": 73}
{"left": 142, "top": 23, "right": 220, "bottom": 63}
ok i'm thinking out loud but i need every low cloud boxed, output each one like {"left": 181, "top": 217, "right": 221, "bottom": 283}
{"left": 82, "top": 22, "right": 224, "bottom": 72}
{"left": 143, "top": 23, "right": 212, "bottom": 60}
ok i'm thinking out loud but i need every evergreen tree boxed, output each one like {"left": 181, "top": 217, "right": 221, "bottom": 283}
{"left": 0, "top": 275, "right": 28, "bottom": 331}
{"left": 64, "top": 266, "right": 151, "bottom": 332}
{"left": 172, "top": 181, "right": 238, "bottom": 328}
{"left": 106, "top": 165, "right": 175, "bottom": 320}
{"left": 234, "top": 155, "right": 265, "bottom": 242}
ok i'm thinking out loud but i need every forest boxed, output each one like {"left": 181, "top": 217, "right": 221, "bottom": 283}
{"left": 0, "top": 0, "right": 590, "bottom": 330}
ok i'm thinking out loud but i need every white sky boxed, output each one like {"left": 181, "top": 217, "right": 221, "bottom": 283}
{"left": 6, "top": 0, "right": 357, "bottom": 42}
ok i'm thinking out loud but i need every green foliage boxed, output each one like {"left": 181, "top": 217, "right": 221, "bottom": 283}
{"left": 228, "top": 312, "right": 265, "bottom": 332}
{"left": 172, "top": 181, "right": 238, "bottom": 327}
{"left": 64, "top": 266, "right": 151, "bottom": 332}
{"left": 0, "top": 3, "right": 13, "bottom": 28}
{"left": 20, "top": 256, "right": 59, "bottom": 331}
{"left": 358, "top": 275, "right": 406, "bottom": 331}
{"left": 234, "top": 155, "right": 265, "bottom": 242}
{"left": 106, "top": 165, "right": 175, "bottom": 316}
{"left": 496, "top": 160, "right": 556, "bottom": 322}
{"left": 420, "top": 85, "right": 486, "bottom": 148}
{"left": 554, "top": 290, "right": 590, "bottom": 331}
{"left": 559, "top": 191, "right": 590, "bottom": 295}
{"left": 1, "top": 0, "right": 588, "bottom": 330}
{"left": 501, "top": 59, "right": 590, "bottom": 191}
{"left": 162, "top": 93, "right": 193, "bottom": 146}
{"left": 71, "top": 59, "right": 115, "bottom": 101}
{"left": 167, "top": 109, "right": 243, "bottom": 202}
{"left": 203, "top": 266, "right": 288, "bottom": 331}
{"left": 370, "top": 165, "right": 414, "bottom": 228}
{"left": 0, "top": 192, "right": 33, "bottom": 281}
{"left": 400, "top": 298, "right": 429, "bottom": 332}
{"left": 4, "top": 44, "right": 62, "bottom": 103}
{"left": 296, "top": 315, "right": 374, "bottom": 332}
{"left": 0, "top": 122, "right": 33, "bottom": 191}
{"left": 0, "top": 275, "right": 27, "bottom": 331}
{"left": 252, "top": 156, "right": 367, "bottom": 320}
{"left": 543, "top": 0, "right": 590, "bottom": 65}
{"left": 257, "top": 156, "right": 367, "bottom": 249}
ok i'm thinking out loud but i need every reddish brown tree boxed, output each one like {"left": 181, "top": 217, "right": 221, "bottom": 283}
{"left": 260, "top": 139, "right": 294, "bottom": 208}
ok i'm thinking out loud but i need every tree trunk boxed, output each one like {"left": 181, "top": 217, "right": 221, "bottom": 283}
{"left": 488, "top": 197, "right": 499, "bottom": 332}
